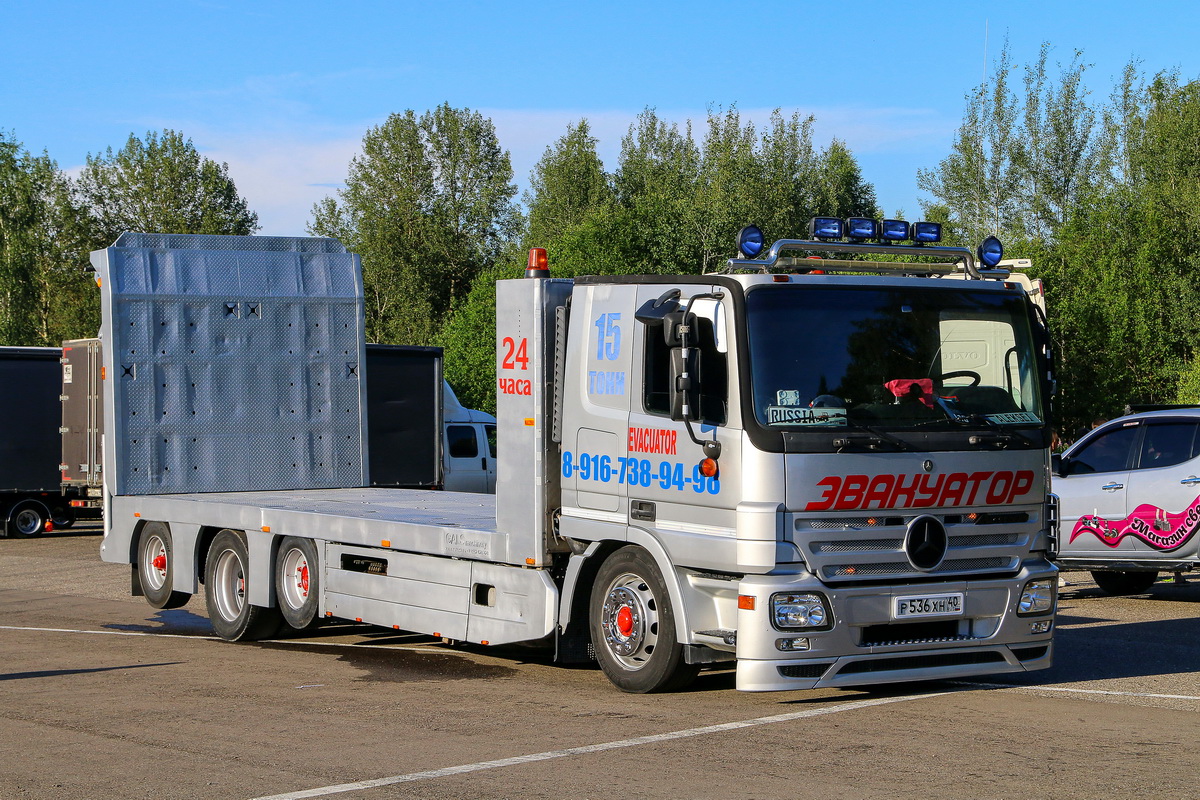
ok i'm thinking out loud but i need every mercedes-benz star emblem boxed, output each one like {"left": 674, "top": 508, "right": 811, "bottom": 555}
{"left": 905, "top": 515, "right": 948, "bottom": 571}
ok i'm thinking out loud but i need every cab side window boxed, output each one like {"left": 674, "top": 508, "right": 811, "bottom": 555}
{"left": 1067, "top": 425, "right": 1138, "bottom": 475}
{"left": 1136, "top": 422, "right": 1200, "bottom": 470}
{"left": 643, "top": 316, "right": 727, "bottom": 424}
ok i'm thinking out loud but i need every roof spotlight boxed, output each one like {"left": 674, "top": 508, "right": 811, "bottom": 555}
{"left": 977, "top": 236, "right": 1004, "bottom": 268}
{"left": 809, "top": 217, "right": 844, "bottom": 240}
{"left": 911, "top": 221, "right": 942, "bottom": 243}
{"left": 846, "top": 217, "right": 878, "bottom": 240}
{"left": 737, "top": 225, "right": 765, "bottom": 258}
{"left": 880, "top": 219, "right": 909, "bottom": 241}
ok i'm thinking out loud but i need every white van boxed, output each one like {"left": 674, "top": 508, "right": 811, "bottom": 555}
{"left": 442, "top": 382, "right": 496, "bottom": 493}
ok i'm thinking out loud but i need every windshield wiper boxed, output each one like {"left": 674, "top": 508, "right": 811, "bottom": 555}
{"left": 954, "top": 413, "right": 1040, "bottom": 448}
{"left": 834, "top": 418, "right": 912, "bottom": 451}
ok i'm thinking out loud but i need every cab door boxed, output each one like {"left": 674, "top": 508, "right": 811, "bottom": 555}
{"left": 1122, "top": 420, "right": 1200, "bottom": 558}
{"left": 625, "top": 285, "right": 739, "bottom": 571}
{"left": 1055, "top": 420, "right": 1140, "bottom": 556}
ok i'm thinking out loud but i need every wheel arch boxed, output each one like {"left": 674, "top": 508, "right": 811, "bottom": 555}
{"left": 565, "top": 530, "right": 692, "bottom": 646}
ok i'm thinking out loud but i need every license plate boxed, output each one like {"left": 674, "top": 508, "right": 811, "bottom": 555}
{"left": 893, "top": 592, "right": 964, "bottom": 619}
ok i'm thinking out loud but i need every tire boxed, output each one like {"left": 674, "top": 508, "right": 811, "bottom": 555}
{"left": 7, "top": 500, "right": 49, "bottom": 538}
{"left": 275, "top": 536, "right": 321, "bottom": 631}
{"left": 51, "top": 506, "right": 76, "bottom": 529}
{"left": 589, "top": 547, "right": 700, "bottom": 693}
{"left": 1091, "top": 570, "right": 1159, "bottom": 596}
{"left": 137, "top": 522, "right": 191, "bottom": 609}
{"left": 204, "top": 529, "right": 281, "bottom": 641}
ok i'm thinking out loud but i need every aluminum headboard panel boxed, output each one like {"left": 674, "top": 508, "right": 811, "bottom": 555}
{"left": 93, "top": 232, "right": 368, "bottom": 496}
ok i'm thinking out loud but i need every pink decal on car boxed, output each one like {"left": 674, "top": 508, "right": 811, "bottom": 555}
{"left": 1070, "top": 493, "right": 1200, "bottom": 552}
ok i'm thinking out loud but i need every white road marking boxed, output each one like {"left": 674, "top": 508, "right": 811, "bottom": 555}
{"left": 961, "top": 680, "right": 1200, "bottom": 702}
{"left": 248, "top": 692, "right": 949, "bottom": 800}
{"left": 0, "top": 625, "right": 220, "bottom": 641}
{"left": 0, "top": 625, "right": 446, "bottom": 653}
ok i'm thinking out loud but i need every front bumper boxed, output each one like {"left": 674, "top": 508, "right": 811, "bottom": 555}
{"left": 733, "top": 560, "right": 1056, "bottom": 692}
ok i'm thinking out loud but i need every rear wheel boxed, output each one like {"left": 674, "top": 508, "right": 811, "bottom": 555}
{"left": 7, "top": 500, "right": 48, "bottom": 538}
{"left": 275, "top": 537, "right": 321, "bottom": 631}
{"left": 205, "top": 529, "right": 281, "bottom": 641}
{"left": 589, "top": 547, "right": 699, "bottom": 693}
{"left": 137, "top": 522, "right": 191, "bottom": 609}
{"left": 1091, "top": 570, "right": 1159, "bottom": 596}
{"left": 51, "top": 506, "right": 76, "bottom": 529}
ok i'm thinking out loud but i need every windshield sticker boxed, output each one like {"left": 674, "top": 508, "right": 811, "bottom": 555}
{"left": 776, "top": 390, "right": 804, "bottom": 406}
{"left": 1070, "top": 495, "right": 1200, "bottom": 552}
{"left": 767, "top": 406, "right": 848, "bottom": 426}
{"left": 985, "top": 411, "right": 1041, "bottom": 424}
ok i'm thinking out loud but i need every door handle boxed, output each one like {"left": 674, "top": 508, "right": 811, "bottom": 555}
{"left": 1181, "top": 476, "right": 1200, "bottom": 486}
{"left": 1101, "top": 483, "right": 1124, "bottom": 491}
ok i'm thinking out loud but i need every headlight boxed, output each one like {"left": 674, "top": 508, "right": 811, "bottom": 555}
{"left": 1018, "top": 579, "right": 1055, "bottom": 615}
{"left": 772, "top": 593, "right": 831, "bottom": 630}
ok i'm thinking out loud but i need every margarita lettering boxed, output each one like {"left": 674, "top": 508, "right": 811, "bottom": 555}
{"left": 1069, "top": 494, "right": 1200, "bottom": 552}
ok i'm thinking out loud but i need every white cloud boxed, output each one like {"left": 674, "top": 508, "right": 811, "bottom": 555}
{"left": 124, "top": 104, "right": 953, "bottom": 237}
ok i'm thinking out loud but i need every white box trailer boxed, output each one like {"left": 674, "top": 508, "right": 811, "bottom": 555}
{"left": 98, "top": 228, "right": 1058, "bottom": 693}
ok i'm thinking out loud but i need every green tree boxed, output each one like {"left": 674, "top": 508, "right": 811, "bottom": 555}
{"left": 0, "top": 131, "right": 93, "bottom": 346}
{"left": 310, "top": 104, "right": 521, "bottom": 345}
{"left": 611, "top": 109, "right": 701, "bottom": 274}
{"left": 525, "top": 120, "right": 612, "bottom": 249}
{"left": 75, "top": 129, "right": 258, "bottom": 245}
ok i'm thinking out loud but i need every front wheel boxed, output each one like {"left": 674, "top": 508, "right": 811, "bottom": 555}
{"left": 204, "top": 529, "right": 281, "bottom": 641}
{"left": 1091, "top": 570, "right": 1158, "bottom": 596}
{"left": 275, "top": 536, "right": 321, "bottom": 631}
{"left": 589, "top": 547, "right": 699, "bottom": 693}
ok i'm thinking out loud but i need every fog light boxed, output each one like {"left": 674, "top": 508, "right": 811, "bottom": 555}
{"left": 776, "top": 637, "right": 811, "bottom": 651}
{"left": 1018, "top": 579, "right": 1055, "bottom": 615}
{"left": 1030, "top": 620, "right": 1052, "bottom": 634}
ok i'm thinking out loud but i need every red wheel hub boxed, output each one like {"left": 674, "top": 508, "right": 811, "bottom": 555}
{"left": 152, "top": 554, "right": 167, "bottom": 571}
{"left": 616, "top": 605, "right": 634, "bottom": 636}
{"left": 298, "top": 564, "right": 309, "bottom": 596}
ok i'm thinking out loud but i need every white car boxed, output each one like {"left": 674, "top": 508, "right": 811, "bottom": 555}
{"left": 1051, "top": 408, "right": 1200, "bottom": 594}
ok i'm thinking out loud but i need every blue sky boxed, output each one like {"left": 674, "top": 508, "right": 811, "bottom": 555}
{"left": 4, "top": 0, "right": 1197, "bottom": 237}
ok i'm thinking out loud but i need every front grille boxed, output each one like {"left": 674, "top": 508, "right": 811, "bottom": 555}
{"left": 949, "top": 533, "right": 1018, "bottom": 547}
{"left": 778, "top": 663, "right": 833, "bottom": 679}
{"left": 837, "top": 651, "right": 1006, "bottom": 675}
{"left": 812, "top": 538, "right": 902, "bottom": 553}
{"left": 797, "top": 509, "right": 1037, "bottom": 583}
{"left": 822, "top": 556, "right": 1015, "bottom": 579}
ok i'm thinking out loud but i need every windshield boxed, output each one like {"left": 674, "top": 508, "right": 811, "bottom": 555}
{"left": 745, "top": 284, "right": 1045, "bottom": 430}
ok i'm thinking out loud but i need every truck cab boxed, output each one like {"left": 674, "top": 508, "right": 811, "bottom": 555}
{"left": 500, "top": 221, "right": 1059, "bottom": 691}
